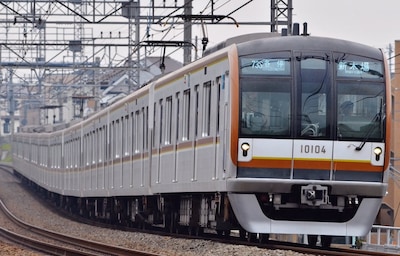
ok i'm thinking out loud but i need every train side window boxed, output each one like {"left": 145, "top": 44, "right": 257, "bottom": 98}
{"left": 134, "top": 110, "right": 140, "bottom": 153}
{"left": 86, "top": 134, "right": 90, "bottom": 166}
{"left": 152, "top": 103, "right": 156, "bottom": 148}
{"left": 159, "top": 99, "right": 163, "bottom": 146}
{"left": 87, "top": 132, "right": 90, "bottom": 165}
{"left": 143, "top": 107, "right": 148, "bottom": 151}
{"left": 84, "top": 133, "right": 88, "bottom": 166}
{"left": 176, "top": 92, "right": 180, "bottom": 142}
{"left": 99, "top": 127, "right": 103, "bottom": 163}
{"left": 195, "top": 85, "right": 199, "bottom": 138}
{"left": 116, "top": 119, "right": 121, "bottom": 158}
{"left": 216, "top": 77, "right": 222, "bottom": 135}
{"left": 106, "top": 124, "right": 111, "bottom": 163}
{"left": 119, "top": 118, "right": 123, "bottom": 157}
{"left": 182, "top": 89, "right": 191, "bottom": 141}
{"left": 92, "top": 130, "right": 96, "bottom": 164}
{"left": 124, "top": 115, "right": 129, "bottom": 156}
{"left": 131, "top": 112, "right": 135, "bottom": 154}
{"left": 67, "top": 140, "right": 71, "bottom": 168}
{"left": 63, "top": 141, "right": 66, "bottom": 168}
{"left": 91, "top": 131, "right": 95, "bottom": 164}
{"left": 202, "top": 81, "right": 212, "bottom": 137}
{"left": 111, "top": 120, "right": 116, "bottom": 159}
{"left": 102, "top": 125, "right": 107, "bottom": 164}
{"left": 165, "top": 96, "right": 173, "bottom": 144}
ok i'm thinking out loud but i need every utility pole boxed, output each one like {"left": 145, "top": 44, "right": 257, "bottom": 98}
{"left": 271, "top": 0, "right": 293, "bottom": 34}
{"left": 183, "top": 0, "right": 192, "bottom": 65}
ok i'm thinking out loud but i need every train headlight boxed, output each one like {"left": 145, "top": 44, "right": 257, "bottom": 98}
{"left": 373, "top": 147, "right": 382, "bottom": 161}
{"left": 241, "top": 142, "right": 250, "bottom": 157}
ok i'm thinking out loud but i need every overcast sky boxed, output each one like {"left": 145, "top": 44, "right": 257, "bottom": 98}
{"left": 293, "top": 0, "right": 400, "bottom": 51}
{"left": 198, "top": 0, "right": 400, "bottom": 58}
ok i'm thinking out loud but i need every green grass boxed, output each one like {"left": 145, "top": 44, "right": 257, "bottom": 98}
{"left": 0, "top": 143, "right": 12, "bottom": 163}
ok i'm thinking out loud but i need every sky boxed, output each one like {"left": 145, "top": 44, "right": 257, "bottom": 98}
{"left": 293, "top": 0, "right": 400, "bottom": 53}
{"left": 195, "top": 0, "right": 400, "bottom": 59}
{"left": 5, "top": 0, "right": 400, "bottom": 79}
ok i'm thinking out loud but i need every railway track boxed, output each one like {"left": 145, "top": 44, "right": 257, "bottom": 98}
{"left": 0, "top": 199, "right": 163, "bottom": 256}
{"left": 0, "top": 169, "right": 162, "bottom": 256}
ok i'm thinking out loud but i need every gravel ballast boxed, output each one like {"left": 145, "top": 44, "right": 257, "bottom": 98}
{"left": 0, "top": 170, "right": 310, "bottom": 256}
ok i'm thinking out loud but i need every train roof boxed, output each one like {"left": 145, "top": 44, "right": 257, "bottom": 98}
{"left": 203, "top": 32, "right": 280, "bottom": 56}
{"left": 236, "top": 35, "right": 383, "bottom": 59}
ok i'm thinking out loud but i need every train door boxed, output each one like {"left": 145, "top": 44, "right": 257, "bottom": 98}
{"left": 293, "top": 52, "right": 334, "bottom": 179}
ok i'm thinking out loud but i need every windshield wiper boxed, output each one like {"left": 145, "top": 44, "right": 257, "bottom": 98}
{"left": 355, "top": 99, "right": 383, "bottom": 151}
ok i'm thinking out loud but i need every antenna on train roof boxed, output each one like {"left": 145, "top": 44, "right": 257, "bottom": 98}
{"left": 301, "top": 22, "right": 310, "bottom": 36}
{"left": 293, "top": 23, "right": 300, "bottom": 35}
{"left": 282, "top": 22, "right": 310, "bottom": 36}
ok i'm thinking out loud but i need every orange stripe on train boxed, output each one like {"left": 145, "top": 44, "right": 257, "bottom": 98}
{"left": 238, "top": 158, "right": 383, "bottom": 172}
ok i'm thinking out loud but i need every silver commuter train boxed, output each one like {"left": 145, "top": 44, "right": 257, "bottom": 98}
{"left": 12, "top": 33, "right": 391, "bottom": 245}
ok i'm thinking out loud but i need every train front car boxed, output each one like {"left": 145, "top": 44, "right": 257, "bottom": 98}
{"left": 227, "top": 36, "right": 391, "bottom": 243}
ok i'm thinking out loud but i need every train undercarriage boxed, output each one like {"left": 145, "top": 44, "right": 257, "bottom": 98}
{"left": 16, "top": 172, "right": 349, "bottom": 247}
{"left": 18, "top": 174, "right": 247, "bottom": 238}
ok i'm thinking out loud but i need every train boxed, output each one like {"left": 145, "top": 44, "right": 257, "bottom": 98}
{"left": 12, "top": 32, "right": 391, "bottom": 247}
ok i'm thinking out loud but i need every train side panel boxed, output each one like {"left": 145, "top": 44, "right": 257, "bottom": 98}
{"left": 149, "top": 51, "right": 233, "bottom": 194}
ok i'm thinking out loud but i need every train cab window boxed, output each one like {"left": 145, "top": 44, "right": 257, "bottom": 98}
{"left": 335, "top": 56, "right": 385, "bottom": 140}
{"left": 240, "top": 79, "right": 291, "bottom": 137}
{"left": 240, "top": 52, "right": 291, "bottom": 137}
{"left": 337, "top": 83, "right": 384, "bottom": 140}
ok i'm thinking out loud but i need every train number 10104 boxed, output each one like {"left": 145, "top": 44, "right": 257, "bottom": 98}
{"left": 300, "top": 145, "right": 326, "bottom": 154}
